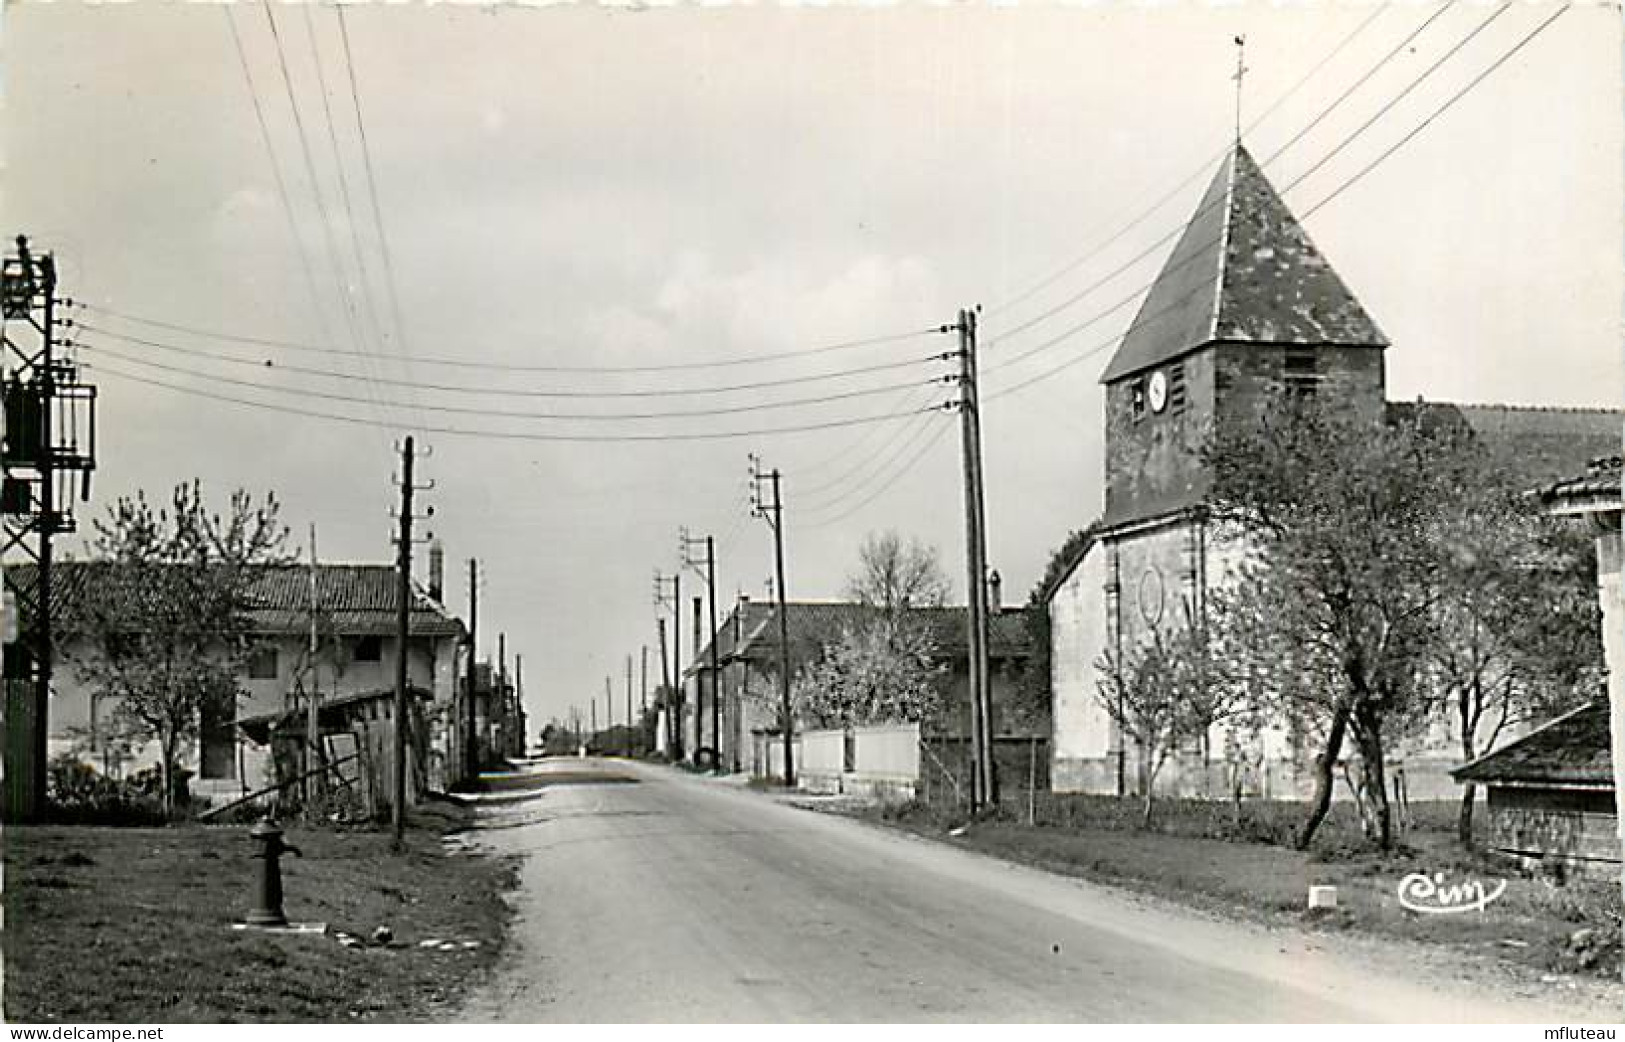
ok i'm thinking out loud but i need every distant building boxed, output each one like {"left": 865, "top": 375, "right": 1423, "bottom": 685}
{"left": 682, "top": 597, "right": 1034, "bottom": 775}
{"left": 1045, "top": 142, "right": 1619, "bottom": 800}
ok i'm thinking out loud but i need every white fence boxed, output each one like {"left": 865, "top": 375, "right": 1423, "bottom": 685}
{"left": 754, "top": 723, "right": 920, "bottom": 799}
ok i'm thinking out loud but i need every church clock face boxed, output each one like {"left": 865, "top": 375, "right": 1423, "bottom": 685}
{"left": 1147, "top": 370, "right": 1169, "bottom": 413}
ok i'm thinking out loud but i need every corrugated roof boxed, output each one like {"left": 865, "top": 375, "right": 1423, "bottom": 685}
{"left": 1100, "top": 144, "right": 1385, "bottom": 384}
{"left": 7, "top": 561, "right": 463, "bottom": 638}
{"left": 1452, "top": 700, "right": 1612, "bottom": 789}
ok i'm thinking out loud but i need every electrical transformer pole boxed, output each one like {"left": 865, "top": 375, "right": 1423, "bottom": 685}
{"left": 3, "top": 236, "right": 97, "bottom": 822}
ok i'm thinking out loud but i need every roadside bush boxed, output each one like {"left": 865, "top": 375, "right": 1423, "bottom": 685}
{"left": 45, "top": 756, "right": 170, "bottom": 826}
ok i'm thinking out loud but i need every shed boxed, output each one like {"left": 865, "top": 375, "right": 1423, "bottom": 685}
{"left": 1452, "top": 700, "right": 1618, "bottom": 877}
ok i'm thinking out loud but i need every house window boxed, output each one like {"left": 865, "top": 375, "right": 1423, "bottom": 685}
{"left": 354, "top": 635, "right": 383, "bottom": 662}
{"left": 1284, "top": 347, "right": 1318, "bottom": 398}
{"left": 1129, "top": 379, "right": 1147, "bottom": 422}
{"left": 246, "top": 646, "right": 277, "bottom": 680}
{"left": 1168, "top": 363, "right": 1187, "bottom": 415}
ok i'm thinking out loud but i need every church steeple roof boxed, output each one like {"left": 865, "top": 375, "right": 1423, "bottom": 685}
{"left": 1099, "top": 144, "right": 1386, "bottom": 385}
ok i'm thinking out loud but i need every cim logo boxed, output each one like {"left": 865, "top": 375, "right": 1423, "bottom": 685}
{"left": 1397, "top": 870, "right": 1507, "bottom": 914}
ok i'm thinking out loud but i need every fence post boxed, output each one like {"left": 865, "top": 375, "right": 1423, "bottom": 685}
{"left": 1025, "top": 736, "right": 1035, "bottom": 825}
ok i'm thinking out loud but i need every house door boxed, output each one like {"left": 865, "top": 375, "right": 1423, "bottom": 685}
{"left": 200, "top": 698, "right": 236, "bottom": 780}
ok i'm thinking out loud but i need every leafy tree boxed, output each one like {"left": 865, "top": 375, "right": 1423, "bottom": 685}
{"left": 1425, "top": 445, "right": 1602, "bottom": 846}
{"left": 1094, "top": 603, "right": 1238, "bottom": 826}
{"left": 793, "top": 619, "right": 947, "bottom": 730}
{"left": 1206, "top": 396, "right": 1449, "bottom": 851}
{"left": 73, "top": 482, "right": 288, "bottom": 816}
{"left": 846, "top": 530, "right": 950, "bottom": 612}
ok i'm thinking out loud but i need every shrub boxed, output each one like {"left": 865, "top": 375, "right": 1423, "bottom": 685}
{"left": 45, "top": 755, "right": 170, "bottom": 826}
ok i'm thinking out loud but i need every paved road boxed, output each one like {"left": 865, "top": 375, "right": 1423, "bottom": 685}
{"left": 461, "top": 758, "right": 1584, "bottom": 1023}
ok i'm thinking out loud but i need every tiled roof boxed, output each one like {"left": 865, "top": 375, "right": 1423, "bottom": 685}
{"left": 1100, "top": 143, "right": 1386, "bottom": 384}
{"left": 1452, "top": 700, "right": 1612, "bottom": 789}
{"left": 688, "top": 600, "right": 1032, "bottom": 674}
{"left": 1388, "top": 402, "right": 1623, "bottom": 489}
{"left": 6, "top": 561, "right": 463, "bottom": 638}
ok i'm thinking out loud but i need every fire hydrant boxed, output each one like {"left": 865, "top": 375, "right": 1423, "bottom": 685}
{"left": 247, "top": 819, "right": 302, "bottom": 927}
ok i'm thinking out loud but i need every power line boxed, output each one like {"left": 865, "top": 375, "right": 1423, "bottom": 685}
{"left": 983, "top": 4, "right": 1466, "bottom": 356}
{"left": 987, "top": 4, "right": 1388, "bottom": 320}
{"left": 1302, "top": 4, "right": 1571, "bottom": 223}
{"left": 799, "top": 417, "right": 956, "bottom": 530}
{"left": 89, "top": 358, "right": 946, "bottom": 443}
{"left": 76, "top": 338, "right": 944, "bottom": 421}
{"left": 72, "top": 322, "right": 947, "bottom": 399}
{"left": 796, "top": 399, "right": 948, "bottom": 505}
{"left": 798, "top": 408, "right": 952, "bottom": 519}
{"left": 76, "top": 302, "right": 941, "bottom": 375}
{"left": 301, "top": 2, "right": 418, "bottom": 429}
{"left": 261, "top": 1, "right": 394, "bottom": 429}
{"left": 983, "top": 5, "right": 1572, "bottom": 406}
{"left": 984, "top": 2, "right": 1527, "bottom": 381}
{"left": 222, "top": 6, "right": 343, "bottom": 361}
{"left": 336, "top": 7, "right": 416, "bottom": 386}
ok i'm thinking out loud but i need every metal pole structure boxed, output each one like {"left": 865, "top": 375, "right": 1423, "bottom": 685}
{"left": 956, "top": 308, "right": 995, "bottom": 810}
{"left": 465, "top": 558, "right": 478, "bottom": 784}
{"left": 29, "top": 250, "right": 57, "bottom": 819}
{"left": 625, "top": 654, "right": 633, "bottom": 757}
{"left": 391, "top": 435, "right": 415, "bottom": 849}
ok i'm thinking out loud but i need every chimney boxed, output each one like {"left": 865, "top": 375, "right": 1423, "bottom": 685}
{"left": 428, "top": 538, "right": 445, "bottom": 603}
{"left": 987, "top": 568, "right": 1003, "bottom": 614}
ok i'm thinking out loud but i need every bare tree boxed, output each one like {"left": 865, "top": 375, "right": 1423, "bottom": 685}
{"left": 1095, "top": 604, "right": 1237, "bottom": 827}
{"left": 846, "top": 530, "right": 950, "bottom": 613}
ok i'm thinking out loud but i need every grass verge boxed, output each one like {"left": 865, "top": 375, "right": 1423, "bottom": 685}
{"left": 4, "top": 817, "right": 518, "bottom": 1023}
{"left": 862, "top": 796, "right": 1621, "bottom": 984}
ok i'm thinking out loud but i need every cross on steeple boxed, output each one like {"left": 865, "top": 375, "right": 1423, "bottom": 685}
{"left": 1232, "top": 34, "right": 1248, "bottom": 145}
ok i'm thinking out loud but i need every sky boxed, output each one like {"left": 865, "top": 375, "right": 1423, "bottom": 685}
{"left": 4, "top": 0, "right": 1620, "bottom": 735}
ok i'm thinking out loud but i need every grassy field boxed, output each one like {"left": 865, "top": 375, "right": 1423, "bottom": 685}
{"left": 866, "top": 794, "right": 1622, "bottom": 983}
{"left": 3, "top": 817, "right": 518, "bottom": 1023}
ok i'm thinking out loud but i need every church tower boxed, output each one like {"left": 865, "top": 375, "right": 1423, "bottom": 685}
{"left": 1049, "top": 143, "right": 1388, "bottom": 795}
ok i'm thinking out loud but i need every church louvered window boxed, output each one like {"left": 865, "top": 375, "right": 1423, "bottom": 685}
{"left": 1168, "top": 363, "right": 1187, "bottom": 414}
{"left": 1283, "top": 347, "right": 1318, "bottom": 398}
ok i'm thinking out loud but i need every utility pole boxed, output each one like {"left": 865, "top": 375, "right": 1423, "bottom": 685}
{"left": 390, "top": 435, "right": 430, "bottom": 849}
{"left": 681, "top": 528, "right": 722, "bottom": 770}
{"left": 306, "top": 524, "right": 322, "bottom": 807}
{"left": 464, "top": 559, "right": 479, "bottom": 783}
{"left": 2, "top": 236, "right": 96, "bottom": 821}
{"left": 498, "top": 632, "right": 507, "bottom": 760}
{"left": 654, "top": 570, "right": 682, "bottom": 759}
{"left": 604, "top": 675, "right": 613, "bottom": 753}
{"left": 515, "top": 654, "right": 524, "bottom": 758}
{"left": 750, "top": 455, "right": 794, "bottom": 788}
{"left": 640, "top": 644, "right": 649, "bottom": 714}
{"left": 625, "top": 654, "right": 633, "bottom": 757}
{"left": 656, "top": 618, "right": 669, "bottom": 755}
{"left": 950, "top": 308, "right": 995, "bottom": 810}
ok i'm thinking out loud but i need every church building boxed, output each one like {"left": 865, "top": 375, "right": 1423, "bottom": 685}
{"left": 1045, "top": 143, "right": 1620, "bottom": 800}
